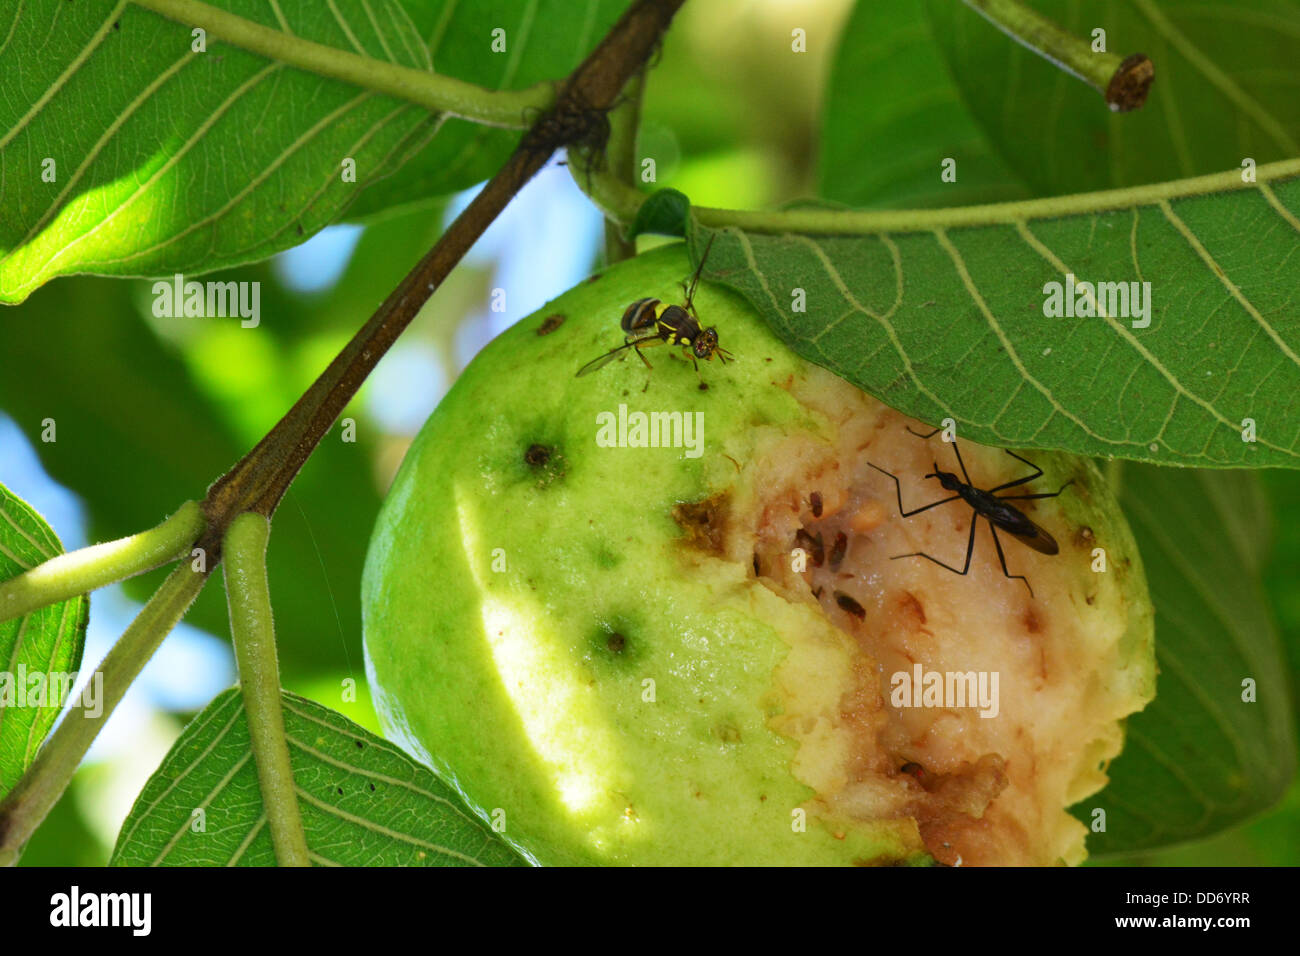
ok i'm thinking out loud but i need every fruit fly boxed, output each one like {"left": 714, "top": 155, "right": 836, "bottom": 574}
{"left": 575, "top": 236, "right": 733, "bottom": 377}
{"left": 867, "top": 426, "right": 1072, "bottom": 598}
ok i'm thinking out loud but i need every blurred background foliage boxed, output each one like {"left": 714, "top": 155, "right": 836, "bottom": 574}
{"left": 1, "top": 0, "right": 1297, "bottom": 865}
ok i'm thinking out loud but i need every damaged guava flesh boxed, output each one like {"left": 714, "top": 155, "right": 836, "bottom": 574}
{"left": 362, "top": 243, "right": 1156, "bottom": 866}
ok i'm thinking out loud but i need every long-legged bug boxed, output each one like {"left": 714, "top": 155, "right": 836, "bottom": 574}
{"left": 575, "top": 236, "right": 733, "bottom": 377}
{"left": 867, "top": 426, "right": 1073, "bottom": 598}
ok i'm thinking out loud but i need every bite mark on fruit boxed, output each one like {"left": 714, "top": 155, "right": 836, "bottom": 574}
{"left": 523, "top": 442, "right": 566, "bottom": 487}
{"left": 672, "top": 494, "right": 730, "bottom": 555}
{"left": 537, "top": 313, "right": 565, "bottom": 335}
{"left": 732, "top": 391, "right": 1140, "bottom": 866}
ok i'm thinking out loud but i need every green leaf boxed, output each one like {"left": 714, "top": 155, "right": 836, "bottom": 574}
{"left": 1082, "top": 465, "right": 1296, "bottom": 855}
{"left": 822, "top": 0, "right": 1300, "bottom": 206}
{"left": 629, "top": 188, "right": 689, "bottom": 238}
{"left": 110, "top": 688, "right": 526, "bottom": 866}
{"left": 0, "top": 274, "right": 378, "bottom": 676}
{"left": 819, "top": 0, "right": 1029, "bottom": 208}
{"left": 694, "top": 163, "right": 1300, "bottom": 468}
{"left": 0, "top": 483, "right": 88, "bottom": 797}
{"left": 923, "top": 0, "right": 1300, "bottom": 195}
{"left": 1260, "top": 469, "right": 1300, "bottom": 738}
{"left": 0, "top": 0, "right": 628, "bottom": 303}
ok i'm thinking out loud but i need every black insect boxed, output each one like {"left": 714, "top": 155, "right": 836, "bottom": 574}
{"left": 867, "top": 426, "right": 1073, "bottom": 598}
{"left": 575, "top": 236, "right": 732, "bottom": 377}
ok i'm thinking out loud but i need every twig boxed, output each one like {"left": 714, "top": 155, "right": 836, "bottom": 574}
{"left": 961, "top": 0, "right": 1153, "bottom": 111}
{"left": 0, "top": 502, "right": 203, "bottom": 624}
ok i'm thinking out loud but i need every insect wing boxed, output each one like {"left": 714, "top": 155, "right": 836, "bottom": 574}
{"left": 1006, "top": 518, "right": 1059, "bottom": 555}
{"left": 574, "top": 327, "right": 661, "bottom": 377}
{"left": 575, "top": 345, "right": 629, "bottom": 376}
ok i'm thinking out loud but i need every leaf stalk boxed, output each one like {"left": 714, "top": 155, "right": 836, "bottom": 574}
{"left": 223, "top": 513, "right": 309, "bottom": 867}
{"left": 0, "top": 501, "right": 204, "bottom": 624}
{"left": 960, "top": 0, "right": 1153, "bottom": 111}
{"left": 0, "top": 560, "right": 207, "bottom": 865}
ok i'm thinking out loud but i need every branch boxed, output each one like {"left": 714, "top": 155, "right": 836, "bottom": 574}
{"left": 195, "top": 0, "right": 687, "bottom": 560}
{"left": 130, "top": 0, "right": 548, "bottom": 126}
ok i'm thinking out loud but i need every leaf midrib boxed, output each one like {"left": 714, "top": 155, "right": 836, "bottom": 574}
{"left": 704, "top": 159, "right": 1300, "bottom": 236}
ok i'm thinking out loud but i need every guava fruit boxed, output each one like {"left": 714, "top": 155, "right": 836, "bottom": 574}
{"left": 361, "top": 243, "right": 1155, "bottom": 866}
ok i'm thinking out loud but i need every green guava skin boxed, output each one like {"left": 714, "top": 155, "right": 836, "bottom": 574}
{"left": 361, "top": 243, "right": 1153, "bottom": 866}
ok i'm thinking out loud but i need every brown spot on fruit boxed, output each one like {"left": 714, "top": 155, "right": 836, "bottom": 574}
{"left": 536, "top": 313, "right": 565, "bottom": 335}
{"left": 810, "top": 492, "right": 823, "bottom": 518}
{"left": 1022, "top": 606, "right": 1042, "bottom": 634}
{"left": 672, "top": 494, "right": 730, "bottom": 555}
{"left": 607, "top": 632, "right": 626, "bottom": 654}
{"left": 1074, "top": 525, "right": 1095, "bottom": 548}
{"left": 523, "top": 442, "right": 566, "bottom": 488}
{"left": 895, "top": 591, "right": 927, "bottom": 628}
{"left": 715, "top": 723, "right": 741, "bottom": 743}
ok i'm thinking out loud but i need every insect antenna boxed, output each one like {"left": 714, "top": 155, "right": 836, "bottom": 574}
{"left": 683, "top": 234, "right": 716, "bottom": 312}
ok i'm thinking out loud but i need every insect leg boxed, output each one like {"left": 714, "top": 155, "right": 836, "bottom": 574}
{"left": 867, "top": 463, "right": 960, "bottom": 517}
{"left": 989, "top": 450, "right": 1045, "bottom": 492}
{"left": 891, "top": 513, "right": 979, "bottom": 577}
{"left": 948, "top": 437, "right": 973, "bottom": 485}
{"left": 989, "top": 524, "right": 1033, "bottom": 597}
{"left": 629, "top": 335, "right": 666, "bottom": 370}
{"left": 904, "top": 426, "right": 943, "bottom": 440}
{"left": 999, "top": 480, "right": 1074, "bottom": 501}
